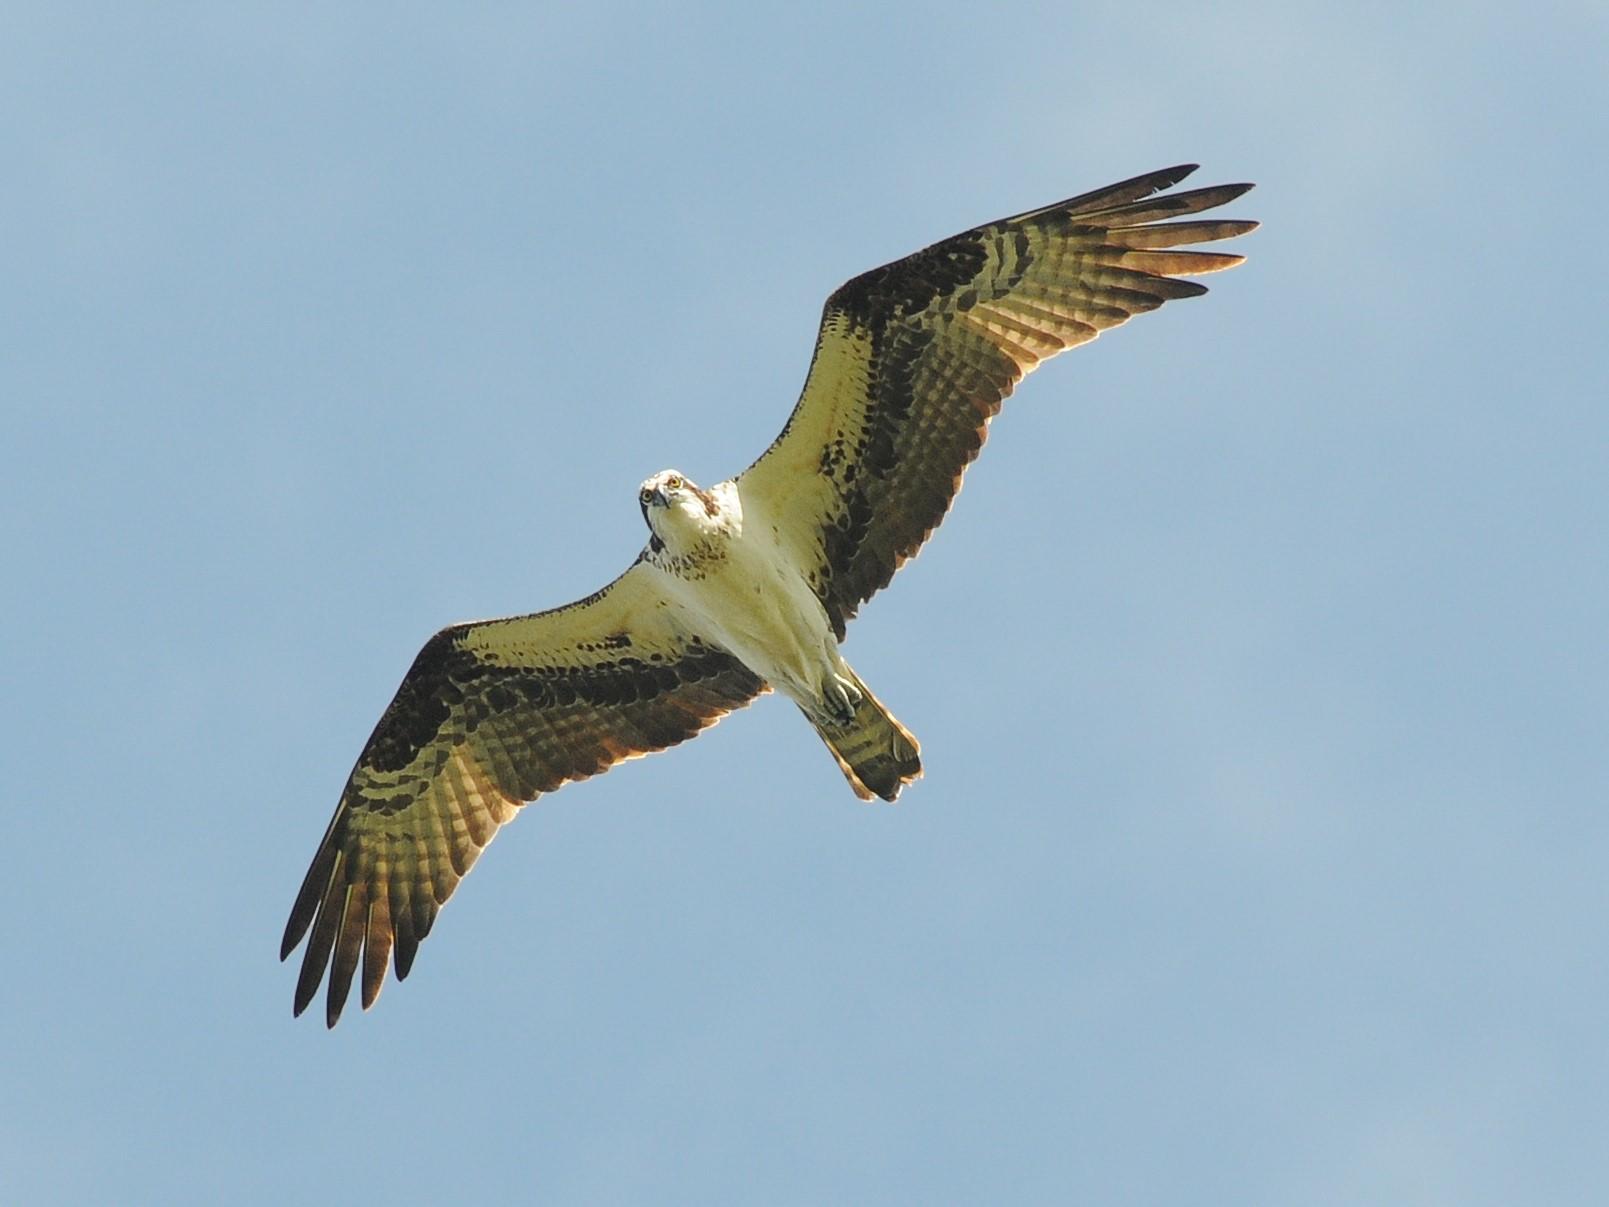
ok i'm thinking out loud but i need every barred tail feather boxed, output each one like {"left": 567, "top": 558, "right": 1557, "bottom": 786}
{"left": 808, "top": 667, "right": 922, "bottom": 802}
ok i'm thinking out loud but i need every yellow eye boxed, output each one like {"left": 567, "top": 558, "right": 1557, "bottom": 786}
{"left": 639, "top": 488, "right": 652, "bottom": 504}
{"left": 667, "top": 475, "right": 683, "bottom": 490}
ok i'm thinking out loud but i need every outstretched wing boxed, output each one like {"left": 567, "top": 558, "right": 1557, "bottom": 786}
{"left": 281, "top": 560, "right": 765, "bottom": 1026}
{"left": 737, "top": 164, "right": 1256, "bottom": 638}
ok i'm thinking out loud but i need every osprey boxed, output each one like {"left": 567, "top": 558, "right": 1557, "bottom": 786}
{"left": 284, "top": 164, "right": 1255, "bottom": 1024}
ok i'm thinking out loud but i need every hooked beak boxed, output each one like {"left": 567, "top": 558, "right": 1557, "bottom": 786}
{"left": 650, "top": 486, "right": 669, "bottom": 508}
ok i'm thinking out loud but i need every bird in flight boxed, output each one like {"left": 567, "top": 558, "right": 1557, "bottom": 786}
{"left": 283, "top": 164, "right": 1255, "bottom": 1025}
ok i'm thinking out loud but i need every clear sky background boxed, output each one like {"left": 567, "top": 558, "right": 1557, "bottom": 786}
{"left": 5, "top": 3, "right": 1607, "bottom": 1204}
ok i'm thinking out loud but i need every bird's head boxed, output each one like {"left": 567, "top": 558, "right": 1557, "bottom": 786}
{"left": 638, "top": 469, "right": 722, "bottom": 547}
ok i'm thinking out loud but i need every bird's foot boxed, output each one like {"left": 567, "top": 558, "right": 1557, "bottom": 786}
{"left": 822, "top": 673, "right": 862, "bottom": 725}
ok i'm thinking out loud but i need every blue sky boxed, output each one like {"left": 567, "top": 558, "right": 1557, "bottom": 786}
{"left": 5, "top": 3, "right": 1608, "bottom": 1203}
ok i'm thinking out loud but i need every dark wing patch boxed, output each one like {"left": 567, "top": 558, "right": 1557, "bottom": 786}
{"left": 738, "top": 165, "right": 1255, "bottom": 637}
{"left": 281, "top": 566, "right": 765, "bottom": 1026}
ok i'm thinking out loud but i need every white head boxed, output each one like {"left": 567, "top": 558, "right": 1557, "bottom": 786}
{"left": 638, "top": 469, "right": 722, "bottom": 549}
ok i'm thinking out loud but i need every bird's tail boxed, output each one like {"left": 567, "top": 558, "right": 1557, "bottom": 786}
{"left": 806, "top": 665, "right": 922, "bottom": 802}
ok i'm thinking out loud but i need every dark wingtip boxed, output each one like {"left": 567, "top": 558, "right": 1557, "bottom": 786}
{"left": 292, "top": 975, "right": 317, "bottom": 1019}
{"left": 281, "top": 844, "right": 334, "bottom": 961}
{"left": 395, "top": 938, "right": 419, "bottom": 981}
{"left": 281, "top": 902, "right": 310, "bottom": 962}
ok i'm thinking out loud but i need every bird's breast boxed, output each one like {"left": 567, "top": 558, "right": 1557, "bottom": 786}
{"left": 667, "top": 532, "right": 834, "bottom": 702}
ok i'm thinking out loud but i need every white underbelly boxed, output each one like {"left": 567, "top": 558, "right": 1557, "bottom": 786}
{"left": 670, "top": 544, "right": 836, "bottom": 703}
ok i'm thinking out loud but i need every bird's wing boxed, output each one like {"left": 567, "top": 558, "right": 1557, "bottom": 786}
{"left": 281, "top": 559, "right": 765, "bottom": 1026}
{"left": 736, "top": 165, "right": 1255, "bottom": 638}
